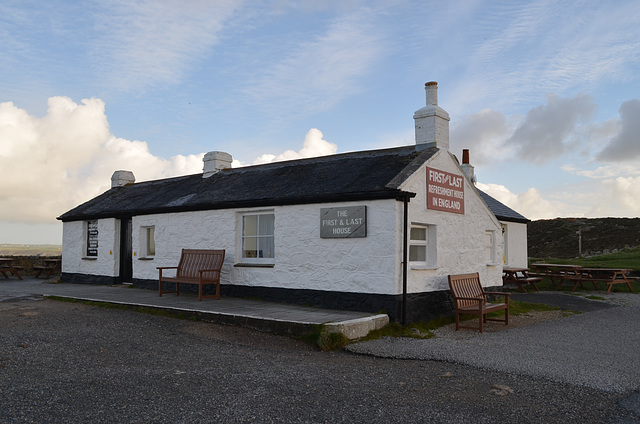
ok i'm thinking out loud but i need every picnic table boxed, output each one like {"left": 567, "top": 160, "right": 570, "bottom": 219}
{"left": 576, "top": 268, "right": 635, "bottom": 294}
{"left": 33, "top": 258, "right": 62, "bottom": 279}
{"left": 502, "top": 266, "right": 542, "bottom": 293}
{"left": 530, "top": 263, "right": 584, "bottom": 290}
{"left": 531, "top": 263, "right": 636, "bottom": 294}
{"left": 0, "top": 258, "right": 24, "bottom": 280}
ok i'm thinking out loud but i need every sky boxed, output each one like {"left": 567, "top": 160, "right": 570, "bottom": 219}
{"left": 1, "top": 0, "right": 639, "bottom": 245}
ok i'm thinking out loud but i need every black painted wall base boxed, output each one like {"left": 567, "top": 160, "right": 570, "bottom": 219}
{"left": 61, "top": 272, "right": 465, "bottom": 322}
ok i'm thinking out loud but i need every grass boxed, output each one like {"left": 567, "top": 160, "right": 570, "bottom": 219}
{"left": 530, "top": 246, "right": 640, "bottom": 271}
{"left": 358, "top": 300, "right": 561, "bottom": 344}
{"left": 526, "top": 247, "right": 640, "bottom": 294}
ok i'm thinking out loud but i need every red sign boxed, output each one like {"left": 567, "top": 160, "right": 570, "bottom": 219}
{"left": 426, "top": 167, "right": 465, "bottom": 214}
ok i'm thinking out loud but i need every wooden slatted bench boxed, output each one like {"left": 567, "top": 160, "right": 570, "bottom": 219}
{"left": 157, "top": 249, "right": 225, "bottom": 301}
{"left": 448, "top": 272, "right": 510, "bottom": 333}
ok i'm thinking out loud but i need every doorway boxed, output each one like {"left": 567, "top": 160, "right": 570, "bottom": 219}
{"left": 119, "top": 218, "right": 133, "bottom": 283}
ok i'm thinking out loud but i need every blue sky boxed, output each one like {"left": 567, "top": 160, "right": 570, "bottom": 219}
{"left": 1, "top": 0, "right": 639, "bottom": 244}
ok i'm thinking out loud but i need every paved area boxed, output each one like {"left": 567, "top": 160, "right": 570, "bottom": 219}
{"left": 0, "top": 277, "right": 387, "bottom": 338}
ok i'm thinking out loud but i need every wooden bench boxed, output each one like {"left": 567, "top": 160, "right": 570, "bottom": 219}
{"left": 157, "top": 249, "right": 225, "bottom": 301}
{"left": 448, "top": 272, "right": 510, "bottom": 333}
{"left": 502, "top": 267, "right": 542, "bottom": 293}
{"left": 33, "top": 259, "right": 62, "bottom": 279}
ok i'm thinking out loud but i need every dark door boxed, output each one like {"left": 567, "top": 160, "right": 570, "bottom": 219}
{"left": 119, "top": 218, "right": 133, "bottom": 283}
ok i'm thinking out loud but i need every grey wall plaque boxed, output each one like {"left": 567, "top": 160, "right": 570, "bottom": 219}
{"left": 320, "top": 206, "right": 367, "bottom": 238}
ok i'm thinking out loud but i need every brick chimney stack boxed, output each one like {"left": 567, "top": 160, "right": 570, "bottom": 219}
{"left": 461, "top": 148, "right": 476, "bottom": 184}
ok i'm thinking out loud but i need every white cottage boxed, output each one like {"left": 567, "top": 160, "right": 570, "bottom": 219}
{"left": 58, "top": 82, "right": 529, "bottom": 322}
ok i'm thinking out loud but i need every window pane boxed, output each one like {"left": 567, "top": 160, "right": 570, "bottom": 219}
{"left": 243, "top": 215, "right": 257, "bottom": 237}
{"left": 258, "top": 236, "right": 275, "bottom": 258}
{"left": 147, "top": 227, "right": 155, "bottom": 256}
{"left": 258, "top": 214, "right": 275, "bottom": 236}
{"left": 410, "top": 227, "right": 426, "bottom": 241}
{"left": 243, "top": 237, "right": 258, "bottom": 258}
{"left": 409, "top": 245, "right": 426, "bottom": 262}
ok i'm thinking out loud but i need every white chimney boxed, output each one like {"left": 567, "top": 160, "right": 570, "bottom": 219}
{"left": 111, "top": 170, "right": 135, "bottom": 188}
{"left": 203, "top": 151, "right": 232, "bottom": 178}
{"left": 413, "top": 81, "right": 450, "bottom": 150}
{"left": 461, "top": 149, "right": 476, "bottom": 184}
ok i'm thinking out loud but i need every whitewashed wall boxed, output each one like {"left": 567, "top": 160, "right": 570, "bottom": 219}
{"left": 62, "top": 218, "right": 120, "bottom": 277}
{"left": 397, "top": 150, "right": 504, "bottom": 293}
{"left": 62, "top": 150, "right": 507, "bottom": 295}
{"left": 503, "top": 221, "right": 528, "bottom": 268}
{"left": 132, "top": 199, "right": 399, "bottom": 295}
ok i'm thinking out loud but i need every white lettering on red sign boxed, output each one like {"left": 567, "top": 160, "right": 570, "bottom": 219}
{"left": 426, "top": 167, "right": 465, "bottom": 214}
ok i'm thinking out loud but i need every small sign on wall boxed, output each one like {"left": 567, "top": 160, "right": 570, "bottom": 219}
{"left": 320, "top": 206, "right": 367, "bottom": 238}
{"left": 426, "top": 167, "right": 465, "bottom": 214}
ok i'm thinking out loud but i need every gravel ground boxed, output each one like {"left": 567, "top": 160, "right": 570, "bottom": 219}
{"left": 1, "top": 297, "right": 639, "bottom": 423}
{"left": 348, "top": 292, "right": 640, "bottom": 394}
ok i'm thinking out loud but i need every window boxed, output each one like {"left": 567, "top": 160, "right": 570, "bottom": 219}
{"left": 409, "top": 226, "right": 427, "bottom": 262}
{"left": 242, "top": 213, "right": 275, "bottom": 262}
{"left": 485, "top": 230, "right": 496, "bottom": 264}
{"left": 409, "top": 224, "right": 436, "bottom": 268}
{"left": 143, "top": 226, "right": 155, "bottom": 257}
{"left": 86, "top": 220, "right": 98, "bottom": 257}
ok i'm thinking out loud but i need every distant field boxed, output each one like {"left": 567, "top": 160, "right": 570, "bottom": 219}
{"left": 530, "top": 246, "right": 640, "bottom": 272}
{"left": 0, "top": 244, "right": 62, "bottom": 256}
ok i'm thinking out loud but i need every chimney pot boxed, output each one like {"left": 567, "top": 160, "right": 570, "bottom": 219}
{"left": 462, "top": 149, "right": 470, "bottom": 164}
{"left": 460, "top": 149, "right": 476, "bottom": 184}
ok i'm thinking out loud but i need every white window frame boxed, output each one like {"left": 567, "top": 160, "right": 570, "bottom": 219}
{"left": 409, "top": 223, "right": 437, "bottom": 269}
{"left": 141, "top": 226, "right": 156, "bottom": 257}
{"left": 485, "top": 230, "right": 498, "bottom": 265}
{"left": 238, "top": 211, "right": 275, "bottom": 265}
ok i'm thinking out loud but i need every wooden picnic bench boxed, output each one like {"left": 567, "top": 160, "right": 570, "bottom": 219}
{"left": 573, "top": 268, "right": 636, "bottom": 295}
{"left": 0, "top": 258, "right": 23, "bottom": 280}
{"left": 502, "top": 266, "right": 542, "bottom": 293}
{"left": 157, "top": 249, "right": 225, "bottom": 301}
{"left": 448, "top": 272, "right": 510, "bottom": 333}
{"left": 530, "top": 263, "right": 585, "bottom": 290}
{"left": 33, "top": 259, "right": 62, "bottom": 279}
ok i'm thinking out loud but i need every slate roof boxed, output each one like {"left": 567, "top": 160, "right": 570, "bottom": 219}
{"left": 58, "top": 146, "right": 437, "bottom": 222}
{"left": 477, "top": 190, "right": 529, "bottom": 223}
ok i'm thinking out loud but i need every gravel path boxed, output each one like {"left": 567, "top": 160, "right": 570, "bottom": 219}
{"left": 347, "top": 293, "right": 640, "bottom": 394}
{"left": 1, "top": 296, "right": 639, "bottom": 423}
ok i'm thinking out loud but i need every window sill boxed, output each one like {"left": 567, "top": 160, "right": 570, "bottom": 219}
{"left": 138, "top": 256, "right": 155, "bottom": 261}
{"left": 410, "top": 264, "right": 438, "bottom": 270}
{"left": 486, "top": 262, "right": 501, "bottom": 267}
{"left": 234, "top": 263, "right": 275, "bottom": 268}
{"left": 81, "top": 257, "right": 98, "bottom": 261}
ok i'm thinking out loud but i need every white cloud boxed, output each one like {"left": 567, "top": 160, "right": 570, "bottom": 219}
{"left": 477, "top": 183, "right": 569, "bottom": 220}
{"left": 450, "top": 109, "right": 510, "bottom": 165}
{"left": 92, "top": 0, "right": 241, "bottom": 91}
{"left": 244, "top": 6, "right": 386, "bottom": 117}
{"left": 235, "top": 128, "right": 337, "bottom": 166}
{"left": 507, "top": 93, "right": 596, "bottom": 164}
{"left": 0, "top": 97, "right": 203, "bottom": 224}
{"left": 596, "top": 99, "right": 640, "bottom": 162}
